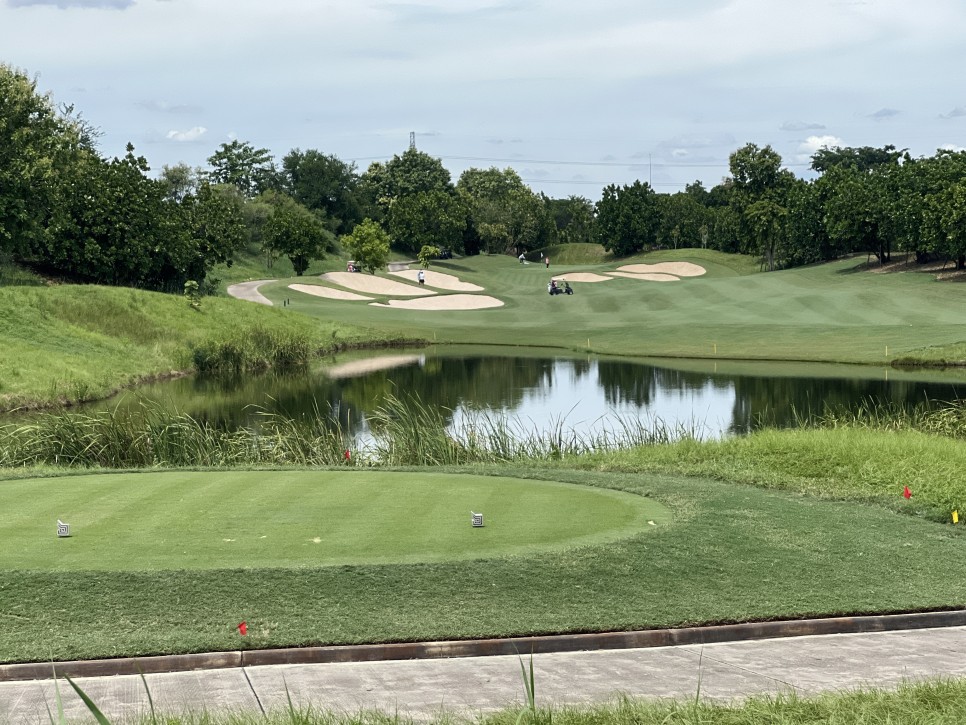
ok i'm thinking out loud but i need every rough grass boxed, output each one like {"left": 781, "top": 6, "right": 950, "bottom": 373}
{"left": 0, "top": 284, "right": 407, "bottom": 410}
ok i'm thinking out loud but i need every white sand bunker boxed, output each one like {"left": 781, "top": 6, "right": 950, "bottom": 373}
{"left": 390, "top": 269, "right": 484, "bottom": 291}
{"left": 325, "top": 354, "right": 423, "bottom": 379}
{"left": 608, "top": 272, "right": 681, "bottom": 282}
{"left": 320, "top": 272, "right": 435, "bottom": 297}
{"left": 551, "top": 272, "right": 613, "bottom": 283}
{"left": 370, "top": 294, "right": 504, "bottom": 311}
{"left": 617, "top": 262, "right": 706, "bottom": 277}
{"left": 289, "top": 283, "right": 372, "bottom": 301}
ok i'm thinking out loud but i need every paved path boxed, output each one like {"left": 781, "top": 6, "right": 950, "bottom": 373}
{"left": 4, "top": 627, "right": 966, "bottom": 722}
{"left": 226, "top": 279, "right": 274, "bottom": 305}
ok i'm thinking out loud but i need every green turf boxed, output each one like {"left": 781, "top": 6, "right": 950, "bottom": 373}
{"left": 3, "top": 461, "right": 966, "bottom": 663}
{"left": 0, "top": 470, "right": 666, "bottom": 570}
{"left": 265, "top": 252, "right": 966, "bottom": 365}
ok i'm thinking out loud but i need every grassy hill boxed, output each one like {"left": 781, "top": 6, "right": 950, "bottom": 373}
{"left": 0, "top": 284, "right": 403, "bottom": 411}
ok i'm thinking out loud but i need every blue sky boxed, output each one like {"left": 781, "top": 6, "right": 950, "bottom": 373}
{"left": 3, "top": 0, "right": 964, "bottom": 199}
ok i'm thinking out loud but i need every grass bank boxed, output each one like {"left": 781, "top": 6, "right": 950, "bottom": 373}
{"left": 0, "top": 284, "right": 417, "bottom": 411}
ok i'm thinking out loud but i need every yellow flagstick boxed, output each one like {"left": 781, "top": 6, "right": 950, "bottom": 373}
{"left": 953, "top": 511, "right": 959, "bottom": 524}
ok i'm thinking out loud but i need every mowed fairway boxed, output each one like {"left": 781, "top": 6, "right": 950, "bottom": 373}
{"left": 264, "top": 251, "right": 966, "bottom": 363}
{"left": 2, "top": 471, "right": 666, "bottom": 570}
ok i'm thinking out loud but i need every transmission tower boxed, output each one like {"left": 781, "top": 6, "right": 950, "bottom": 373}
{"left": 409, "top": 131, "right": 416, "bottom": 150}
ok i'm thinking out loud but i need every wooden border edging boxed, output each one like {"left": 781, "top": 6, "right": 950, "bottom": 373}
{"left": 3, "top": 610, "right": 965, "bottom": 682}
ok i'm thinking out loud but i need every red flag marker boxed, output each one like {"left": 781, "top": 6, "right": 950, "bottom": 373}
{"left": 238, "top": 621, "right": 248, "bottom": 636}
{"left": 344, "top": 449, "right": 351, "bottom": 462}
{"left": 903, "top": 486, "right": 912, "bottom": 499}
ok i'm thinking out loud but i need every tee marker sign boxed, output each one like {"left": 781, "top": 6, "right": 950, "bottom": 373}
{"left": 57, "top": 520, "right": 71, "bottom": 538}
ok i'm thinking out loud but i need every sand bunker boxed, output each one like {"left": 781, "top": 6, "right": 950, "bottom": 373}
{"left": 616, "top": 262, "right": 706, "bottom": 277}
{"left": 370, "top": 294, "right": 504, "bottom": 311}
{"left": 324, "top": 354, "right": 423, "bottom": 379}
{"left": 551, "top": 272, "right": 613, "bottom": 283}
{"left": 390, "top": 269, "right": 484, "bottom": 291}
{"left": 607, "top": 272, "right": 681, "bottom": 282}
{"left": 288, "top": 283, "right": 372, "bottom": 301}
{"left": 320, "top": 272, "right": 436, "bottom": 297}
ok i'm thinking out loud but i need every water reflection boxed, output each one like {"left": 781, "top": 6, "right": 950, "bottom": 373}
{"left": 70, "top": 349, "right": 966, "bottom": 442}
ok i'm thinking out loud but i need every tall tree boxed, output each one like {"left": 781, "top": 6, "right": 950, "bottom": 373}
{"left": 260, "top": 192, "right": 333, "bottom": 275}
{"left": 205, "top": 140, "right": 277, "bottom": 198}
{"left": 342, "top": 218, "right": 390, "bottom": 274}
{"left": 546, "top": 195, "right": 596, "bottom": 245}
{"left": 281, "top": 149, "right": 362, "bottom": 234}
{"left": 811, "top": 144, "right": 908, "bottom": 174}
{"left": 387, "top": 190, "right": 468, "bottom": 254}
{"left": 0, "top": 65, "right": 82, "bottom": 260}
{"left": 594, "top": 181, "right": 661, "bottom": 256}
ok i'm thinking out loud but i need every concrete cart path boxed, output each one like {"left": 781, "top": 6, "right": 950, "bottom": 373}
{"left": 5, "top": 627, "right": 966, "bottom": 722}
{"left": 226, "top": 279, "right": 274, "bottom": 305}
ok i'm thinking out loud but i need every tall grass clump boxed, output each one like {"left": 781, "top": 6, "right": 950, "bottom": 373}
{"left": 191, "top": 325, "right": 314, "bottom": 374}
{"left": 812, "top": 398, "right": 966, "bottom": 439}
{"left": 368, "top": 392, "right": 702, "bottom": 466}
{"left": 0, "top": 402, "right": 350, "bottom": 468}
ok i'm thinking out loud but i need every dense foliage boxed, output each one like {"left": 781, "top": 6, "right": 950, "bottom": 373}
{"left": 5, "top": 64, "right": 966, "bottom": 288}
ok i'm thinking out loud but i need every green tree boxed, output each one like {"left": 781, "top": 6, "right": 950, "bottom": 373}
{"left": 281, "top": 149, "right": 362, "bottom": 234}
{"left": 594, "top": 181, "right": 661, "bottom": 256}
{"left": 205, "top": 140, "right": 277, "bottom": 198}
{"left": 0, "top": 65, "right": 82, "bottom": 259}
{"left": 45, "top": 144, "right": 179, "bottom": 287}
{"left": 656, "top": 193, "right": 712, "bottom": 249}
{"left": 546, "top": 195, "right": 596, "bottom": 245}
{"left": 261, "top": 192, "right": 333, "bottom": 275}
{"left": 417, "top": 245, "right": 442, "bottom": 268}
{"left": 160, "top": 162, "right": 198, "bottom": 202}
{"left": 383, "top": 147, "right": 452, "bottom": 198}
{"left": 811, "top": 144, "right": 908, "bottom": 174}
{"left": 387, "top": 190, "right": 468, "bottom": 255}
{"left": 745, "top": 198, "right": 787, "bottom": 271}
{"left": 342, "top": 218, "right": 390, "bottom": 274}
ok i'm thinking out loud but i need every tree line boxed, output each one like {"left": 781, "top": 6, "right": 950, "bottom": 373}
{"left": 4, "top": 63, "right": 966, "bottom": 295}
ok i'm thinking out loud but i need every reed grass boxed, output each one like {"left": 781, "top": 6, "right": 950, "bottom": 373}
{"left": 0, "top": 394, "right": 698, "bottom": 469}
{"left": 190, "top": 326, "right": 315, "bottom": 373}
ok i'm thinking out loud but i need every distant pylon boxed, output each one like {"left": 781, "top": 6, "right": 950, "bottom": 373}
{"left": 409, "top": 131, "right": 416, "bottom": 150}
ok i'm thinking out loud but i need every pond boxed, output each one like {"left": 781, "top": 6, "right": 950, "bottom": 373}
{"left": 77, "top": 346, "right": 966, "bottom": 443}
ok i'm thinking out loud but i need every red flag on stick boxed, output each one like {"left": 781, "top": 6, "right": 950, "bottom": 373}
{"left": 237, "top": 621, "right": 248, "bottom": 636}
{"left": 903, "top": 486, "right": 912, "bottom": 499}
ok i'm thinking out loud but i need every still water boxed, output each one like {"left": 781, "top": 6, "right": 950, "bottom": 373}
{"left": 87, "top": 346, "right": 966, "bottom": 441}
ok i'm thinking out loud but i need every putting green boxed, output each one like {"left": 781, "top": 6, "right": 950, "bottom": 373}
{"left": 1, "top": 471, "right": 668, "bottom": 571}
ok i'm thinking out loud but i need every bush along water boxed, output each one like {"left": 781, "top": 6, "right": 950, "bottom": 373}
{"left": 191, "top": 325, "right": 314, "bottom": 374}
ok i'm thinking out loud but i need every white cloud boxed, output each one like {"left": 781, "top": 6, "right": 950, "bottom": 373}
{"left": 796, "top": 135, "right": 845, "bottom": 163}
{"left": 941, "top": 143, "right": 966, "bottom": 152}
{"left": 165, "top": 126, "right": 207, "bottom": 142}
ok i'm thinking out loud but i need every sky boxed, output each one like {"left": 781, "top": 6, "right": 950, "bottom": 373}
{"left": 3, "top": 0, "right": 965, "bottom": 200}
